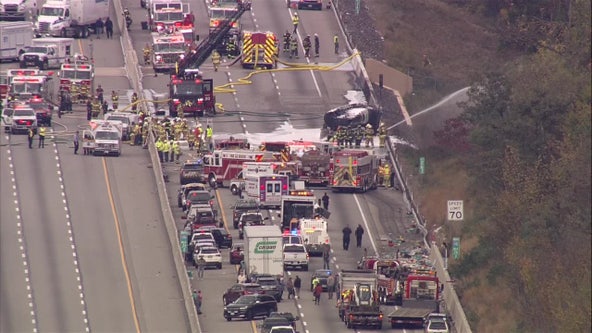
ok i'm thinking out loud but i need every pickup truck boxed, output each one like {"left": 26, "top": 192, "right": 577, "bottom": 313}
{"left": 283, "top": 243, "right": 309, "bottom": 271}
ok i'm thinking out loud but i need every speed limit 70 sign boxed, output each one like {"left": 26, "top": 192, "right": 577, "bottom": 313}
{"left": 447, "top": 200, "right": 464, "bottom": 221}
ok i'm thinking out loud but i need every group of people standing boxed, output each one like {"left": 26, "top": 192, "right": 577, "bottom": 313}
{"left": 94, "top": 17, "right": 114, "bottom": 39}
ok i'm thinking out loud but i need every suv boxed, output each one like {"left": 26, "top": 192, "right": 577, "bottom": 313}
{"left": 223, "top": 294, "right": 277, "bottom": 321}
{"left": 180, "top": 159, "right": 206, "bottom": 185}
{"left": 9, "top": 106, "right": 37, "bottom": 134}
{"left": 254, "top": 275, "right": 283, "bottom": 302}
{"left": 222, "top": 283, "right": 262, "bottom": 305}
{"left": 28, "top": 97, "right": 53, "bottom": 126}
{"left": 238, "top": 212, "right": 267, "bottom": 239}
{"left": 260, "top": 312, "right": 299, "bottom": 333}
{"left": 283, "top": 244, "right": 309, "bottom": 271}
{"left": 203, "top": 227, "right": 233, "bottom": 248}
{"left": 177, "top": 183, "right": 209, "bottom": 208}
{"left": 1, "top": 106, "right": 14, "bottom": 132}
{"left": 186, "top": 205, "right": 217, "bottom": 229}
{"left": 185, "top": 190, "right": 214, "bottom": 211}
{"left": 232, "top": 199, "right": 260, "bottom": 229}
{"left": 193, "top": 246, "right": 222, "bottom": 269}
{"left": 425, "top": 313, "right": 449, "bottom": 333}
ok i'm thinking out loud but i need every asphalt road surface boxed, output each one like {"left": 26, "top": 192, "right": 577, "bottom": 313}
{"left": 0, "top": 3, "right": 190, "bottom": 332}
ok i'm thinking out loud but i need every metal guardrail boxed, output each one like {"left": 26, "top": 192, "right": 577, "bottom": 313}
{"left": 110, "top": 0, "right": 201, "bottom": 331}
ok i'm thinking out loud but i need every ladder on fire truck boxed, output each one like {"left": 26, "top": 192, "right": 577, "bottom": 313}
{"left": 176, "top": 3, "right": 247, "bottom": 74}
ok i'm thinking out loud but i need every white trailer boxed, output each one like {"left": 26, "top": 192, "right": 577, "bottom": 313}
{"left": 0, "top": 21, "right": 34, "bottom": 62}
{"left": 35, "top": 0, "right": 110, "bottom": 38}
{"left": 244, "top": 225, "right": 283, "bottom": 279}
{"left": 19, "top": 37, "right": 73, "bottom": 69}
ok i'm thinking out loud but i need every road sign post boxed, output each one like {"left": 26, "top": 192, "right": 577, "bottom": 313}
{"left": 419, "top": 157, "right": 425, "bottom": 175}
{"left": 447, "top": 200, "right": 463, "bottom": 221}
{"left": 452, "top": 237, "right": 460, "bottom": 259}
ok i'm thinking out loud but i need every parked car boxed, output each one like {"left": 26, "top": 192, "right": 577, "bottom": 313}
{"left": 232, "top": 199, "right": 260, "bottom": 229}
{"left": 186, "top": 205, "right": 218, "bottom": 229}
{"left": 189, "top": 231, "right": 215, "bottom": 246}
{"left": 210, "top": 227, "right": 233, "bottom": 248}
{"left": 229, "top": 243, "right": 244, "bottom": 265}
{"left": 193, "top": 246, "right": 222, "bottom": 269}
{"left": 185, "top": 190, "right": 214, "bottom": 211}
{"left": 223, "top": 294, "right": 277, "bottom": 321}
{"left": 253, "top": 275, "right": 283, "bottom": 302}
{"left": 260, "top": 312, "right": 299, "bottom": 333}
{"left": 222, "top": 283, "right": 262, "bottom": 306}
{"left": 309, "top": 269, "right": 333, "bottom": 291}
{"left": 177, "top": 182, "right": 209, "bottom": 208}
{"left": 180, "top": 159, "right": 207, "bottom": 185}
{"left": 238, "top": 212, "right": 267, "bottom": 239}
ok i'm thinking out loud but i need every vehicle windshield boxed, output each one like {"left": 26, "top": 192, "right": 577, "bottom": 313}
{"left": 13, "top": 109, "right": 35, "bottom": 117}
{"left": 183, "top": 163, "right": 203, "bottom": 171}
{"left": 269, "top": 328, "right": 294, "bottom": 333}
{"left": 200, "top": 248, "right": 219, "bottom": 254}
{"left": 25, "top": 46, "right": 49, "bottom": 53}
{"left": 189, "top": 192, "right": 211, "bottom": 202}
{"left": 12, "top": 83, "right": 42, "bottom": 94}
{"left": 258, "top": 279, "right": 276, "bottom": 286}
{"left": 210, "top": 8, "right": 237, "bottom": 18}
{"left": 284, "top": 245, "right": 305, "bottom": 252}
{"left": 40, "top": 7, "right": 64, "bottom": 16}
{"left": 428, "top": 320, "right": 448, "bottom": 329}
{"left": 172, "top": 82, "right": 204, "bottom": 96}
{"left": 28, "top": 103, "right": 49, "bottom": 111}
{"left": 61, "top": 70, "right": 92, "bottom": 80}
{"left": 95, "top": 131, "right": 120, "bottom": 140}
{"left": 234, "top": 296, "right": 256, "bottom": 304}
{"left": 153, "top": 42, "right": 185, "bottom": 53}
{"left": 155, "top": 11, "right": 184, "bottom": 21}
{"left": 106, "top": 116, "right": 130, "bottom": 124}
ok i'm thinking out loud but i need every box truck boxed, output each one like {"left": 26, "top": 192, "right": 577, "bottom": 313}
{"left": 19, "top": 37, "right": 73, "bottom": 69}
{"left": 244, "top": 225, "right": 283, "bottom": 279}
{"left": 0, "top": 21, "right": 34, "bottom": 62}
{"left": 35, "top": 0, "right": 110, "bottom": 38}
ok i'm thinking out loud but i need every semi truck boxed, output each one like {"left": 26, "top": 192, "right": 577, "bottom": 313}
{"left": 0, "top": 21, "right": 34, "bottom": 62}
{"left": 337, "top": 269, "right": 383, "bottom": 329}
{"left": 0, "top": 0, "right": 36, "bottom": 21}
{"left": 243, "top": 225, "right": 283, "bottom": 279}
{"left": 35, "top": 0, "right": 110, "bottom": 38}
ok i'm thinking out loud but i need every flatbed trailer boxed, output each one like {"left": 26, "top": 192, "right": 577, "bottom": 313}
{"left": 387, "top": 300, "right": 439, "bottom": 328}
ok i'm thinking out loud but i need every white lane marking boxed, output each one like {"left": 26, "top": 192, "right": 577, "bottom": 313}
{"left": 289, "top": 8, "right": 323, "bottom": 98}
{"left": 353, "top": 194, "right": 379, "bottom": 254}
{"left": 5, "top": 141, "right": 39, "bottom": 332}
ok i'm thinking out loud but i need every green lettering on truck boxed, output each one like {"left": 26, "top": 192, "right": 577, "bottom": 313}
{"left": 254, "top": 241, "right": 278, "bottom": 254}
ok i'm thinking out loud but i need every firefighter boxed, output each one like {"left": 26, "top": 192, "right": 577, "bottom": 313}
{"left": 212, "top": 50, "right": 221, "bottom": 72}
{"left": 143, "top": 44, "right": 151, "bottom": 65}
{"left": 172, "top": 140, "right": 181, "bottom": 163}
{"left": 96, "top": 84, "right": 104, "bottom": 103}
{"left": 131, "top": 92, "right": 139, "bottom": 112}
{"left": 303, "top": 35, "right": 311, "bottom": 58}
{"left": 91, "top": 97, "right": 101, "bottom": 118}
{"left": 155, "top": 137, "right": 164, "bottom": 162}
{"left": 314, "top": 33, "right": 320, "bottom": 58}
{"left": 162, "top": 139, "right": 170, "bottom": 162}
{"left": 334, "top": 34, "right": 339, "bottom": 54}
{"left": 283, "top": 30, "right": 291, "bottom": 53}
{"left": 226, "top": 36, "right": 237, "bottom": 59}
{"left": 344, "top": 126, "right": 353, "bottom": 148}
{"left": 383, "top": 163, "right": 391, "bottom": 187}
{"left": 71, "top": 84, "right": 80, "bottom": 104}
{"left": 194, "top": 124, "right": 203, "bottom": 151}
{"left": 142, "top": 122, "right": 149, "bottom": 147}
{"left": 111, "top": 90, "right": 119, "bottom": 110}
{"left": 86, "top": 99, "right": 92, "bottom": 120}
{"left": 377, "top": 163, "right": 385, "bottom": 185}
{"left": 290, "top": 36, "right": 298, "bottom": 59}
{"left": 176, "top": 103, "right": 184, "bottom": 119}
{"left": 38, "top": 126, "right": 46, "bottom": 148}
{"left": 336, "top": 126, "right": 345, "bottom": 147}
{"left": 129, "top": 122, "right": 137, "bottom": 145}
{"left": 291, "top": 12, "right": 299, "bottom": 34}
{"left": 365, "top": 124, "right": 374, "bottom": 148}
{"left": 354, "top": 124, "right": 364, "bottom": 148}
{"left": 134, "top": 123, "right": 143, "bottom": 145}
{"left": 378, "top": 123, "right": 387, "bottom": 148}
{"left": 205, "top": 124, "right": 213, "bottom": 151}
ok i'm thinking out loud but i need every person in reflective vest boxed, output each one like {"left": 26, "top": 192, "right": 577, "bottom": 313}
{"left": 205, "top": 125, "right": 213, "bottom": 151}
{"left": 365, "top": 124, "right": 374, "bottom": 147}
{"left": 292, "top": 12, "right": 299, "bottom": 34}
{"left": 290, "top": 36, "right": 298, "bottom": 59}
{"left": 155, "top": 138, "right": 164, "bottom": 162}
{"left": 143, "top": 44, "right": 151, "bottom": 65}
{"left": 172, "top": 141, "right": 180, "bottom": 163}
{"left": 111, "top": 91, "right": 119, "bottom": 109}
{"left": 38, "top": 126, "right": 46, "bottom": 148}
{"left": 131, "top": 92, "right": 139, "bottom": 112}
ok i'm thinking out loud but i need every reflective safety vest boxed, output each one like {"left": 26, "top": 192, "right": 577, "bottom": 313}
{"left": 334, "top": 35, "right": 338, "bottom": 44}
{"left": 38, "top": 127, "right": 46, "bottom": 137}
{"left": 206, "top": 127, "right": 213, "bottom": 138}
{"left": 292, "top": 15, "right": 299, "bottom": 25}
{"left": 162, "top": 141, "right": 170, "bottom": 152}
{"left": 172, "top": 142, "right": 180, "bottom": 154}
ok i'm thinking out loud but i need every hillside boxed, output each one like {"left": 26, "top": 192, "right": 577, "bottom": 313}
{"left": 338, "top": 0, "right": 592, "bottom": 331}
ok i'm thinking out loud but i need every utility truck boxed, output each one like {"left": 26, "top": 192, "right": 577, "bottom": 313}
{"left": 0, "top": 21, "right": 34, "bottom": 62}
{"left": 299, "top": 217, "right": 330, "bottom": 256}
{"left": 19, "top": 37, "right": 73, "bottom": 69}
{"left": 243, "top": 225, "right": 283, "bottom": 280}
{"left": 337, "top": 270, "right": 383, "bottom": 329}
{"left": 35, "top": 0, "right": 110, "bottom": 38}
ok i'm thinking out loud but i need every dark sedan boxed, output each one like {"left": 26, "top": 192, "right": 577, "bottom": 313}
{"left": 222, "top": 283, "right": 262, "bottom": 306}
{"left": 310, "top": 269, "right": 333, "bottom": 291}
{"left": 223, "top": 294, "right": 277, "bottom": 321}
{"left": 254, "top": 276, "right": 283, "bottom": 302}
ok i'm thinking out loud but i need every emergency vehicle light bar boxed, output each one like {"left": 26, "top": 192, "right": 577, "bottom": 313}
{"left": 289, "top": 190, "right": 314, "bottom": 196}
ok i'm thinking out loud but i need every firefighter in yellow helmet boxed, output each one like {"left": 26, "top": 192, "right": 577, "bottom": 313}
{"left": 378, "top": 122, "right": 387, "bottom": 148}
{"left": 365, "top": 124, "right": 374, "bottom": 147}
{"left": 111, "top": 90, "right": 119, "bottom": 109}
{"left": 212, "top": 50, "right": 221, "bottom": 72}
{"left": 383, "top": 163, "right": 391, "bottom": 187}
{"left": 143, "top": 43, "right": 151, "bottom": 65}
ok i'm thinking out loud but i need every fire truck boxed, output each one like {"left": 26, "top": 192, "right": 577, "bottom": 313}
{"left": 169, "top": 1, "right": 247, "bottom": 118}
{"left": 149, "top": 0, "right": 190, "bottom": 32}
{"left": 331, "top": 149, "right": 379, "bottom": 193}
{"left": 152, "top": 31, "right": 186, "bottom": 72}
{"left": 229, "top": 161, "right": 299, "bottom": 195}
{"left": 3, "top": 69, "right": 39, "bottom": 99}
{"left": 9, "top": 74, "right": 54, "bottom": 102}
{"left": 59, "top": 57, "right": 94, "bottom": 103}
{"left": 300, "top": 150, "right": 332, "bottom": 186}
{"left": 202, "top": 149, "right": 276, "bottom": 188}
{"left": 240, "top": 31, "right": 278, "bottom": 69}
{"left": 208, "top": 5, "right": 241, "bottom": 35}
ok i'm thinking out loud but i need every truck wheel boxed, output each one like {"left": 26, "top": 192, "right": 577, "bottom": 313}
{"left": 208, "top": 175, "right": 217, "bottom": 188}
{"left": 217, "top": 263, "right": 222, "bottom": 269}
{"left": 230, "top": 185, "right": 238, "bottom": 195}
{"left": 346, "top": 320, "right": 352, "bottom": 329}
{"left": 40, "top": 61, "right": 47, "bottom": 70}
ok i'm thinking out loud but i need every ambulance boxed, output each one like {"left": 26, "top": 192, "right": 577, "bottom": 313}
{"left": 244, "top": 174, "right": 289, "bottom": 208}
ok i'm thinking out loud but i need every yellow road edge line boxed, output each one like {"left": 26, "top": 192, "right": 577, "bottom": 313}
{"left": 250, "top": 319, "right": 258, "bottom": 333}
{"left": 215, "top": 188, "right": 230, "bottom": 234}
{"left": 77, "top": 39, "right": 85, "bottom": 56}
{"left": 102, "top": 158, "right": 142, "bottom": 333}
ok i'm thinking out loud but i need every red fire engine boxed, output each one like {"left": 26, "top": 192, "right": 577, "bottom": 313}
{"left": 169, "top": 69, "right": 215, "bottom": 117}
{"left": 377, "top": 265, "right": 439, "bottom": 305}
{"left": 150, "top": 1, "right": 190, "bottom": 32}
{"left": 331, "top": 150, "right": 379, "bottom": 192}
{"left": 300, "top": 150, "right": 332, "bottom": 186}
{"left": 202, "top": 149, "right": 275, "bottom": 187}
{"left": 59, "top": 60, "right": 94, "bottom": 102}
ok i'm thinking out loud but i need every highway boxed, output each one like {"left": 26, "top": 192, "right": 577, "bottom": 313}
{"left": 0, "top": 2, "right": 190, "bottom": 332}
{"left": 144, "top": 0, "right": 425, "bottom": 332}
